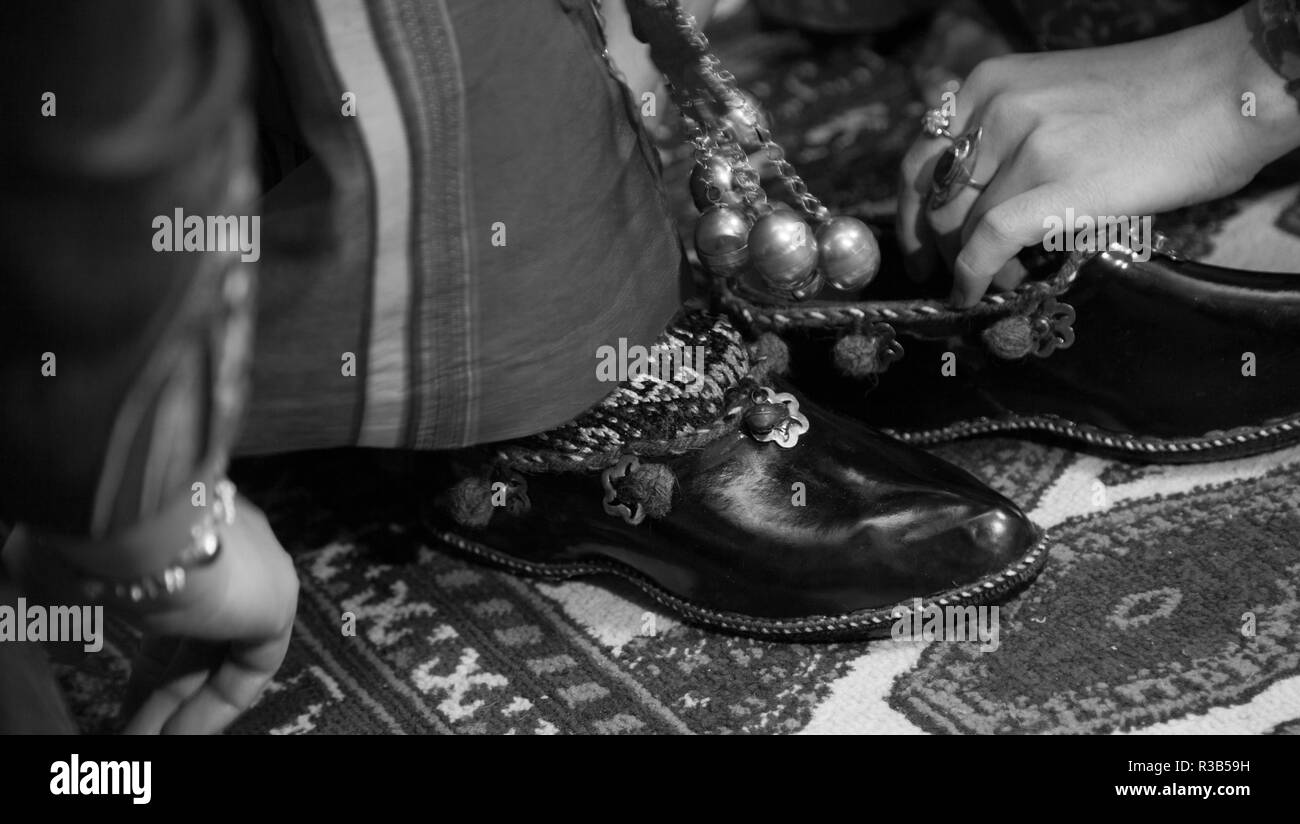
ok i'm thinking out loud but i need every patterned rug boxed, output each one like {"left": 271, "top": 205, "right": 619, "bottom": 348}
{"left": 55, "top": 440, "right": 1300, "bottom": 734}
{"left": 53, "top": 2, "right": 1300, "bottom": 734}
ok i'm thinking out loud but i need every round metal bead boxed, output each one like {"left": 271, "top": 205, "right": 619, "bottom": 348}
{"left": 744, "top": 402, "right": 788, "bottom": 437}
{"left": 689, "top": 155, "right": 744, "bottom": 211}
{"left": 816, "top": 216, "right": 881, "bottom": 291}
{"left": 694, "top": 205, "right": 751, "bottom": 278}
{"left": 749, "top": 210, "right": 820, "bottom": 297}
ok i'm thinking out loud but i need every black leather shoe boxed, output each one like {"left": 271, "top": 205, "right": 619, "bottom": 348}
{"left": 722, "top": 228, "right": 1300, "bottom": 463}
{"left": 421, "top": 314, "right": 1045, "bottom": 641}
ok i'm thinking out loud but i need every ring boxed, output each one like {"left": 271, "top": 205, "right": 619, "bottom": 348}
{"left": 921, "top": 107, "right": 954, "bottom": 140}
{"left": 929, "top": 126, "right": 986, "bottom": 210}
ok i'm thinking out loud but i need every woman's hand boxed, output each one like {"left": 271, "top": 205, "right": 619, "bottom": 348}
{"left": 898, "top": 5, "right": 1300, "bottom": 306}
{"left": 117, "top": 499, "right": 299, "bottom": 734}
{"left": 4, "top": 494, "right": 299, "bottom": 734}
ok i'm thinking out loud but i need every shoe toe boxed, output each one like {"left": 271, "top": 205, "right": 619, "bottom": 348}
{"left": 799, "top": 398, "right": 1044, "bottom": 608}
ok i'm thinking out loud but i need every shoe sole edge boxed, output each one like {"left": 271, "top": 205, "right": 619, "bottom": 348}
{"left": 425, "top": 527, "right": 1051, "bottom": 642}
{"left": 884, "top": 413, "right": 1300, "bottom": 463}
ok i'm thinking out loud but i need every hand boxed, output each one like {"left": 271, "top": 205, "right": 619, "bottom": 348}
{"left": 897, "top": 5, "right": 1300, "bottom": 306}
{"left": 4, "top": 495, "right": 299, "bottom": 734}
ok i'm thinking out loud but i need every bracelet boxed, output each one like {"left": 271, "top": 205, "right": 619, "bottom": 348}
{"left": 79, "top": 479, "right": 236, "bottom": 604}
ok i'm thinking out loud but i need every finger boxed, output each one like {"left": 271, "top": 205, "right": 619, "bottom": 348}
{"left": 903, "top": 97, "right": 996, "bottom": 282}
{"left": 926, "top": 119, "right": 1031, "bottom": 277}
{"left": 897, "top": 96, "right": 978, "bottom": 283}
{"left": 952, "top": 183, "right": 1073, "bottom": 307}
{"left": 926, "top": 172, "right": 993, "bottom": 271}
{"left": 956, "top": 163, "right": 1035, "bottom": 295}
{"left": 162, "top": 624, "right": 292, "bottom": 735}
{"left": 896, "top": 159, "right": 942, "bottom": 283}
{"left": 122, "top": 642, "right": 223, "bottom": 735}
{"left": 899, "top": 121, "right": 980, "bottom": 283}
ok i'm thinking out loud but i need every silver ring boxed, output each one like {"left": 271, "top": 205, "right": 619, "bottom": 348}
{"left": 929, "top": 126, "right": 986, "bottom": 210}
{"left": 921, "top": 107, "right": 955, "bottom": 141}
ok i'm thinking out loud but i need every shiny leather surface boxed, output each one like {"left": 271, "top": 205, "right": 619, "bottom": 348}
{"left": 801, "top": 253, "right": 1300, "bottom": 441}
{"left": 428, "top": 388, "right": 1039, "bottom": 620}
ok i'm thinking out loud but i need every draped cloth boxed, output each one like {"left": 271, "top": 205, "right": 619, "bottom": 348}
{"left": 239, "top": 0, "right": 688, "bottom": 454}
{"left": 0, "top": 0, "right": 686, "bottom": 535}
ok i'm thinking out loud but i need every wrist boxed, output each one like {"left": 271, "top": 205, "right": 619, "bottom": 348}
{"left": 30, "top": 471, "right": 231, "bottom": 609}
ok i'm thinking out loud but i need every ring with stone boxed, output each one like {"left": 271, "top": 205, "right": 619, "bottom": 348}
{"left": 928, "top": 126, "right": 986, "bottom": 210}
{"left": 921, "top": 107, "right": 955, "bottom": 140}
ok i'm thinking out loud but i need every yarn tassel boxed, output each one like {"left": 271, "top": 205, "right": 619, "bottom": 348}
{"left": 612, "top": 460, "right": 676, "bottom": 519}
{"left": 982, "top": 315, "right": 1036, "bottom": 360}
{"left": 748, "top": 332, "right": 790, "bottom": 383}
{"left": 447, "top": 476, "right": 495, "bottom": 529}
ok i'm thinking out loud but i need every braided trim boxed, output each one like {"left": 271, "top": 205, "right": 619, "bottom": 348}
{"left": 720, "top": 251, "right": 1086, "bottom": 334}
{"left": 493, "top": 309, "right": 759, "bottom": 475}
{"left": 886, "top": 411, "right": 1300, "bottom": 456}
{"left": 429, "top": 527, "right": 1050, "bottom": 638}
{"left": 494, "top": 403, "right": 745, "bottom": 474}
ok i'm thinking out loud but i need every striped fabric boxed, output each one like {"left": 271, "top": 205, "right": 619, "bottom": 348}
{"left": 238, "top": 0, "right": 688, "bottom": 456}
{"left": 315, "top": 0, "right": 420, "bottom": 449}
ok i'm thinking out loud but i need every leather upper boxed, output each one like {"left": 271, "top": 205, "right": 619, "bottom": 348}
{"left": 429, "top": 387, "right": 1040, "bottom": 620}
{"left": 804, "top": 251, "right": 1300, "bottom": 442}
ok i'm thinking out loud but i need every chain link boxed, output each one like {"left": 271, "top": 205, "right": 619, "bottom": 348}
{"left": 593, "top": 0, "right": 830, "bottom": 225}
{"left": 645, "top": 1, "right": 826, "bottom": 222}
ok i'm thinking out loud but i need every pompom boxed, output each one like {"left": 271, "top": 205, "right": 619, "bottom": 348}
{"left": 614, "top": 461, "right": 676, "bottom": 520}
{"left": 832, "top": 333, "right": 883, "bottom": 378}
{"left": 748, "top": 332, "right": 790, "bottom": 381}
{"left": 447, "top": 476, "right": 494, "bottom": 528}
{"left": 982, "top": 315, "right": 1035, "bottom": 360}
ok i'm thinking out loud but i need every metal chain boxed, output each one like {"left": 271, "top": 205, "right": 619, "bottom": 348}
{"left": 599, "top": 1, "right": 827, "bottom": 223}
{"left": 664, "top": 70, "right": 769, "bottom": 216}
{"left": 759, "top": 135, "right": 829, "bottom": 221}
{"left": 685, "top": 29, "right": 827, "bottom": 222}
